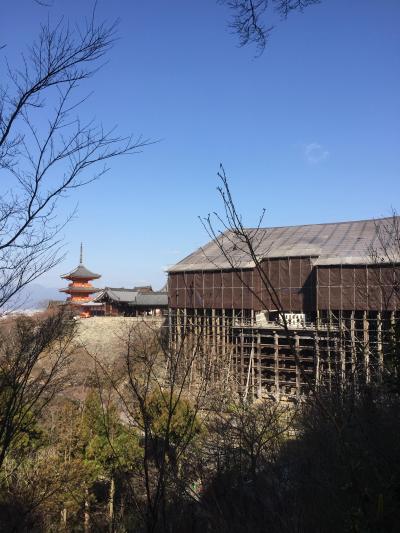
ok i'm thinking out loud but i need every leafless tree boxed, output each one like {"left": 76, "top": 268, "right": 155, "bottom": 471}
{"left": 0, "top": 306, "right": 75, "bottom": 469}
{"left": 198, "top": 168, "right": 400, "bottom": 532}
{"left": 200, "top": 165, "right": 363, "bottom": 436}
{"left": 367, "top": 210, "right": 400, "bottom": 389}
{"left": 86, "top": 318, "right": 216, "bottom": 533}
{"left": 0, "top": 13, "right": 148, "bottom": 312}
{"left": 200, "top": 165, "right": 312, "bottom": 394}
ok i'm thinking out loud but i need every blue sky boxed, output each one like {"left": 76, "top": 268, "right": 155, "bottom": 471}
{"left": 2, "top": 0, "right": 399, "bottom": 290}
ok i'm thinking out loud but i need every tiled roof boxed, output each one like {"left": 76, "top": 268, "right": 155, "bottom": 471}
{"left": 135, "top": 293, "right": 168, "bottom": 307}
{"left": 61, "top": 263, "right": 101, "bottom": 280}
{"left": 168, "top": 217, "right": 399, "bottom": 272}
{"left": 94, "top": 288, "right": 167, "bottom": 307}
{"left": 95, "top": 288, "right": 139, "bottom": 303}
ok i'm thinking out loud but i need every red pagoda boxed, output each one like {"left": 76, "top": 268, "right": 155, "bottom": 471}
{"left": 60, "top": 244, "right": 101, "bottom": 316}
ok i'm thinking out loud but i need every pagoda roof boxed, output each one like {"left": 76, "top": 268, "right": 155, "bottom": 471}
{"left": 61, "top": 263, "right": 101, "bottom": 280}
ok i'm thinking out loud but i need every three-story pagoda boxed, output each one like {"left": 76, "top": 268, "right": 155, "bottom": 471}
{"left": 60, "top": 244, "right": 101, "bottom": 308}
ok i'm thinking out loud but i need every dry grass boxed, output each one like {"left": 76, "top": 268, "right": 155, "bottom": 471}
{"left": 74, "top": 316, "right": 165, "bottom": 360}
{"left": 64, "top": 316, "right": 166, "bottom": 399}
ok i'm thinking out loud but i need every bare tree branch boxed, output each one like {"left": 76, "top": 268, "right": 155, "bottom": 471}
{"left": 0, "top": 14, "right": 150, "bottom": 312}
{"left": 218, "top": 0, "right": 320, "bottom": 54}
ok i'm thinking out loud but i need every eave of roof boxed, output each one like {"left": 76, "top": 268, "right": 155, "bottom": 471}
{"left": 61, "top": 263, "right": 101, "bottom": 280}
{"left": 59, "top": 287, "right": 100, "bottom": 293}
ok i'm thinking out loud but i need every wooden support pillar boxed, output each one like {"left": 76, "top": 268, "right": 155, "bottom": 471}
{"left": 250, "top": 338, "right": 255, "bottom": 399}
{"left": 350, "top": 311, "right": 356, "bottom": 381}
{"left": 363, "top": 310, "right": 370, "bottom": 383}
{"left": 183, "top": 307, "right": 188, "bottom": 354}
{"left": 234, "top": 334, "right": 239, "bottom": 393}
{"left": 390, "top": 310, "right": 396, "bottom": 361}
{"left": 222, "top": 310, "right": 226, "bottom": 357}
{"left": 203, "top": 308, "right": 208, "bottom": 358}
{"left": 176, "top": 308, "right": 181, "bottom": 350}
{"left": 327, "top": 312, "right": 332, "bottom": 390}
{"left": 377, "top": 311, "right": 383, "bottom": 381}
{"left": 257, "top": 332, "right": 262, "bottom": 398}
{"left": 339, "top": 317, "right": 346, "bottom": 385}
{"left": 274, "top": 331, "right": 279, "bottom": 401}
{"left": 314, "top": 330, "right": 320, "bottom": 388}
{"left": 295, "top": 333, "right": 301, "bottom": 399}
{"left": 240, "top": 332, "right": 245, "bottom": 391}
{"left": 211, "top": 308, "right": 216, "bottom": 382}
{"left": 211, "top": 308, "right": 216, "bottom": 351}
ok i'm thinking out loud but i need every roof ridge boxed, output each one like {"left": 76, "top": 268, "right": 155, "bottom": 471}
{"left": 168, "top": 216, "right": 399, "bottom": 272}
{"left": 107, "top": 287, "right": 136, "bottom": 290}
{"left": 244, "top": 215, "right": 398, "bottom": 232}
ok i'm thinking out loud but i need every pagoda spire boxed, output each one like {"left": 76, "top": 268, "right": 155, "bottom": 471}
{"left": 80, "top": 242, "right": 83, "bottom": 265}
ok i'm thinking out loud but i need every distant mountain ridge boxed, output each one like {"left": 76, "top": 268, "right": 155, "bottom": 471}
{"left": 9, "top": 284, "right": 64, "bottom": 310}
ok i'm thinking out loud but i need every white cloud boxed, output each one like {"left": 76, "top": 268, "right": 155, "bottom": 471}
{"left": 304, "top": 142, "right": 330, "bottom": 164}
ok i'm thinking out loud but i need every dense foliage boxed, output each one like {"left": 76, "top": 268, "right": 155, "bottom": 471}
{"left": 1, "top": 312, "right": 400, "bottom": 532}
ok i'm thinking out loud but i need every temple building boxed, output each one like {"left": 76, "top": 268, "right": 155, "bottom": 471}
{"left": 59, "top": 244, "right": 101, "bottom": 317}
{"left": 167, "top": 217, "right": 400, "bottom": 401}
{"left": 93, "top": 286, "right": 168, "bottom": 316}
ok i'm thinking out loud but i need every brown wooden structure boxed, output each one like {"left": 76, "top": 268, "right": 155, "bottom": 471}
{"left": 167, "top": 218, "right": 400, "bottom": 400}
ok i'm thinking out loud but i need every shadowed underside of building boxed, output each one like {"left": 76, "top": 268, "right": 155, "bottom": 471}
{"left": 167, "top": 217, "right": 400, "bottom": 401}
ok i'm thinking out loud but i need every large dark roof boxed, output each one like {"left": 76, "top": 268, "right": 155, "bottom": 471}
{"left": 168, "top": 217, "right": 400, "bottom": 272}
{"left": 61, "top": 263, "right": 101, "bottom": 280}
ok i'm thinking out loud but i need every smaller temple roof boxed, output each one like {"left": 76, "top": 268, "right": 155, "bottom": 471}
{"left": 94, "top": 287, "right": 167, "bottom": 307}
{"left": 134, "top": 292, "right": 168, "bottom": 307}
{"left": 94, "top": 288, "right": 139, "bottom": 303}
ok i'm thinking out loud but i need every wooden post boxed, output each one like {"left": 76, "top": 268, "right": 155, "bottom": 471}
{"left": 295, "top": 333, "right": 300, "bottom": 399}
{"left": 211, "top": 308, "right": 216, "bottom": 382}
{"left": 240, "top": 332, "right": 245, "bottom": 392}
{"left": 257, "top": 332, "right": 262, "bottom": 398}
{"left": 377, "top": 311, "right": 383, "bottom": 380}
{"left": 274, "top": 332, "right": 279, "bottom": 401}
{"left": 363, "top": 311, "right": 370, "bottom": 383}
{"left": 108, "top": 476, "right": 115, "bottom": 532}
{"left": 314, "top": 330, "right": 320, "bottom": 388}
{"left": 222, "top": 310, "right": 226, "bottom": 357}
{"left": 183, "top": 307, "right": 188, "bottom": 355}
{"left": 84, "top": 488, "right": 90, "bottom": 533}
{"left": 339, "top": 317, "right": 346, "bottom": 385}
{"left": 350, "top": 311, "right": 356, "bottom": 381}
{"left": 61, "top": 508, "right": 67, "bottom": 528}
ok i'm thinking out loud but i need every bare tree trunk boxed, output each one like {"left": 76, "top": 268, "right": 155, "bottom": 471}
{"left": 84, "top": 488, "right": 90, "bottom": 533}
{"left": 108, "top": 476, "right": 115, "bottom": 532}
{"left": 61, "top": 507, "right": 67, "bottom": 528}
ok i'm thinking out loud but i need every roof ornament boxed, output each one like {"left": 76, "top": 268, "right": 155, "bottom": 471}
{"left": 80, "top": 242, "right": 83, "bottom": 265}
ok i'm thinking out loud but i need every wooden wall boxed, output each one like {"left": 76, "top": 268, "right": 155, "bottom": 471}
{"left": 169, "top": 259, "right": 400, "bottom": 312}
